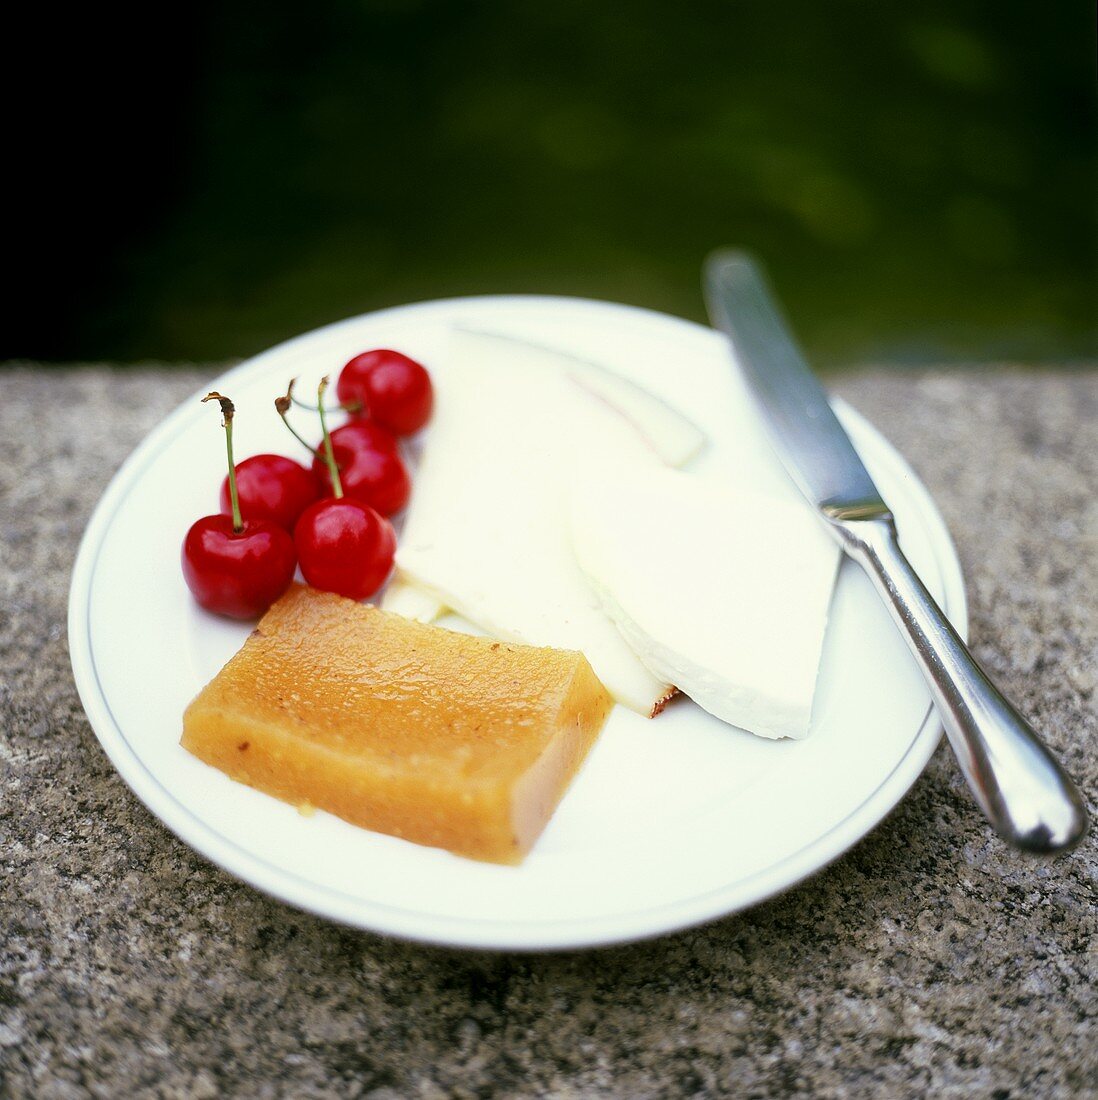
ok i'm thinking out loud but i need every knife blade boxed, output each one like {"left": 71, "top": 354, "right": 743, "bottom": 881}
{"left": 703, "top": 252, "right": 889, "bottom": 523}
{"left": 704, "top": 249, "right": 1087, "bottom": 854}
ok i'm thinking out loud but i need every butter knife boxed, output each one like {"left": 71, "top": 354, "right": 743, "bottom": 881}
{"left": 704, "top": 250, "right": 1087, "bottom": 854}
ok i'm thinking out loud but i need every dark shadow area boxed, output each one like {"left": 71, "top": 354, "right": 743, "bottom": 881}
{"left": 6, "top": 0, "right": 1096, "bottom": 366}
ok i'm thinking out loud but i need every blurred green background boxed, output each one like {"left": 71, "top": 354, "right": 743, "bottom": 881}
{"left": 7, "top": 0, "right": 1096, "bottom": 366}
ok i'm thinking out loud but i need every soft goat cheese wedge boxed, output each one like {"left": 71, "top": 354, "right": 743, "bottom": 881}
{"left": 453, "top": 327, "right": 706, "bottom": 466}
{"left": 383, "top": 328, "right": 705, "bottom": 631}
{"left": 393, "top": 328, "right": 704, "bottom": 715}
{"left": 570, "top": 467, "right": 842, "bottom": 739}
{"left": 380, "top": 577, "right": 445, "bottom": 623}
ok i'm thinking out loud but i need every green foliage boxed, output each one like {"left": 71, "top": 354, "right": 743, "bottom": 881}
{"left": 85, "top": 0, "right": 1097, "bottom": 365}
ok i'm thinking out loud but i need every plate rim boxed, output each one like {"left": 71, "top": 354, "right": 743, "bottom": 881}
{"left": 68, "top": 294, "right": 968, "bottom": 951}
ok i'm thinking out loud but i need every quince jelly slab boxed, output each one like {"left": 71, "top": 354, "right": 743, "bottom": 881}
{"left": 181, "top": 585, "right": 613, "bottom": 863}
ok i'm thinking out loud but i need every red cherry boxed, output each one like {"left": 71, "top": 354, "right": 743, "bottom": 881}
{"left": 312, "top": 421, "right": 411, "bottom": 516}
{"left": 329, "top": 418, "right": 400, "bottom": 455}
{"left": 182, "top": 514, "right": 296, "bottom": 619}
{"left": 184, "top": 391, "right": 297, "bottom": 619}
{"left": 220, "top": 454, "right": 320, "bottom": 531}
{"left": 336, "top": 350, "right": 433, "bottom": 436}
{"left": 294, "top": 498, "right": 396, "bottom": 600}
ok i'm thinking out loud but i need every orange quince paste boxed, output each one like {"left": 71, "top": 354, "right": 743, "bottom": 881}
{"left": 181, "top": 585, "right": 613, "bottom": 863}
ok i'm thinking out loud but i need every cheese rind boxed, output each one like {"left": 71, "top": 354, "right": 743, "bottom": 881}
{"left": 181, "top": 586, "right": 613, "bottom": 863}
{"left": 570, "top": 468, "right": 842, "bottom": 739}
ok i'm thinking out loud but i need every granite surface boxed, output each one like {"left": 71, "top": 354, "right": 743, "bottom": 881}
{"left": 1, "top": 364, "right": 1095, "bottom": 1099}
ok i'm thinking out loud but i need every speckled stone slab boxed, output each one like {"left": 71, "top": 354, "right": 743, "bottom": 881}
{"left": 1, "top": 365, "right": 1095, "bottom": 1099}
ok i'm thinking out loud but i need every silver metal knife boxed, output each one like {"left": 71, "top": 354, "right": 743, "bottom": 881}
{"left": 704, "top": 250, "right": 1087, "bottom": 854}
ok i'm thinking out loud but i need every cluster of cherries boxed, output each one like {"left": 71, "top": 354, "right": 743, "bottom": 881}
{"left": 182, "top": 350, "right": 432, "bottom": 619}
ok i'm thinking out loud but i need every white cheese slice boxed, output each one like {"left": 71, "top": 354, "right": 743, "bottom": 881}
{"left": 394, "top": 328, "right": 699, "bottom": 715}
{"left": 453, "top": 327, "right": 705, "bottom": 466}
{"left": 570, "top": 467, "right": 842, "bottom": 739}
{"left": 379, "top": 578, "right": 445, "bottom": 623}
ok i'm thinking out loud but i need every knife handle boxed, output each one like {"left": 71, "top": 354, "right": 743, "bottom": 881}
{"left": 836, "top": 517, "right": 1088, "bottom": 854}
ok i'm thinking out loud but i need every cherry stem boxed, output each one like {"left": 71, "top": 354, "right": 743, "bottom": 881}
{"left": 316, "top": 376, "right": 344, "bottom": 499}
{"left": 275, "top": 379, "right": 321, "bottom": 459}
{"left": 203, "top": 392, "right": 243, "bottom": 533}
{"left": 290, "top": 393, "right": 362, "bottom": 415}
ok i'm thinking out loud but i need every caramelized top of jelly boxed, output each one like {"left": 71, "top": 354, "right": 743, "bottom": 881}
{"left": 197, "top": 585, "right": 608, "bottom": 781}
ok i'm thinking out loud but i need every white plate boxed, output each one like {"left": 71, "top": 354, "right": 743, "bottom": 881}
{"left": 69, "top": 296, "right": 966, "bottom": 951}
